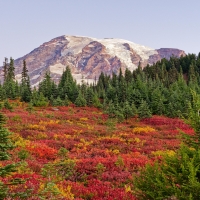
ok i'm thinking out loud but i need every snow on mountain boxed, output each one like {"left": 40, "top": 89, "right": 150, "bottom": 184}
{"left": 0, "top": 35, "right": 186, "bottom": 86}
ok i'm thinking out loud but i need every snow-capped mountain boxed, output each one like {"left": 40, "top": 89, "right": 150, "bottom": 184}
{"left": 2, "top": 35, "right": 186, "bottom": 86}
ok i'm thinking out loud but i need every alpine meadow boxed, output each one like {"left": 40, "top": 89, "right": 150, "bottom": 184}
{"left": 1, "top": 1, "right": 200, "bottom": 199}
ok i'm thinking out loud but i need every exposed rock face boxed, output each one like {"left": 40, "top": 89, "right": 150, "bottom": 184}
{"left": 0, "top": 35, "right": 186, "bottom": 86}
{"left": 148, "top": 48, "right": 186, "bottom": 65}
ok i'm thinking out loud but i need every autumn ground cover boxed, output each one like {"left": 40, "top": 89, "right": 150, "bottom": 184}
{"left": 0, "top": 100, "right": 195, "bottom": 199}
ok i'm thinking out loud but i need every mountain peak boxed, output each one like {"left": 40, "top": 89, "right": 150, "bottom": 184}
{"left": 1, "top": 35, "right": 186, "bottom": 86}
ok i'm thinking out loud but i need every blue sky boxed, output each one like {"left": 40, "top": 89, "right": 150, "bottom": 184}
{"left": 1, "top": 0, "right": 200, "bottom": 62}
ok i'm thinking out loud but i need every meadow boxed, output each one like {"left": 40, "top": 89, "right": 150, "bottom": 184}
{"left": 0, "top": 100, "right": 194, "bottom": 199}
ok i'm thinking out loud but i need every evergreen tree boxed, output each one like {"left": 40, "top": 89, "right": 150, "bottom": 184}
{"left": 86, "top": 87, "right": 94, "bottom": 106}
{"left": 106, "top": 100, "right": 117, "bottom": 118}
{"left": 7, "top": 57, "right": 15, "bottom": 81}
{"left": 106, "top": 84, "right": 116, "bottom": 101}
{"left": 188, "top": 62, "right": 197, "bottom": 84}
{"left": 74, "top": 91, "right": 86, "bottom": 107}
{"left": 80, "top": 81, "right": 87, "bottom": 94}
{"left": 3, "top": 58, "right": 17, "bottom": 99}
{"left": 166, "top": 102, "right": 176, "bottom": 118}
{"left": 58, "top": 66, "right": 78, "bottom": 102}
{"left": 0, "top": 113, "right": 17, "bottom": 199}
{"left": 138, "top": 100, "right": 152, "bottom": 119}
{"left": 3, "top": 81, "right": 16, "bottom": 99}
{"left": 123, "top": 101, "right": 133, "bottom": 121}
{"left": 118, "top": 68, "right": 124, "bottom": 83}
{"left": 21, "top": 60, "right": 32, "bottom": 102}
{"left": 51, "top": 82, "right": 58, "bottom": 98}
{"left": 131, "top": 102, "right": 138, "bottom": 116}
{"left": 160, "top": 63, "right": 168, "bottom": 83}
{"left": 137, "top": 61, "right": 142, "bottom": 74}
{"left": 130, "top": 89, "right": 143, "bottom": 108}
{"left": 3, "top": 57, "right": 8, "bottom": 82}
{"left": 185, "top": 90, "right": 200, "bottom": 145}
{"left": 92, "top": 93, "right": 102, "bottom": 108}
{"left": 21, "top": 60, "right": 28, "bottom": 81}
{"left": 51, "top": 96, "right": 64, "bottom": 106}
{"left": 0, "top": 85, "right": 6, "bottom": 101}
{"left": 118, "top": 78, "right": 127, "bottom": 103}
{"left": 125, "top": 68, "right": 132, "bottom": 85}
{"left": 133, "top": 145, "right": 200, "bottom": 200}
{"left": 150, "top": 88, "right": 165, "bottom": 115}
{"left": 63, "top": 94, "right": 70, "bottom": 106}
{"left": 32, "top": 90, "right": 48, "bottom": 107}
{"left": 168, "top": 62, "right": 179, "bottom": 84}
{"left": 38, "top": 72, "right": 54, "bottom": 99}
{"left": 111, "top": 72, "right": 117, "bottom": 87}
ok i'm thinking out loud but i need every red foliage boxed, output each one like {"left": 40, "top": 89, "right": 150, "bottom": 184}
{"left": 71, "top": 179, "right": 136, "bottom": 200}
{"left": 2, "top": 103, "right": 194, "bottom": 199}
{"left": 26, "top": 142, "right": 57, "bottom": 160}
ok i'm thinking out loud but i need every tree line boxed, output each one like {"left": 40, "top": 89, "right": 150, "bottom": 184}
{"left": 1, "top": 53, "right": 200, "bottom": 120}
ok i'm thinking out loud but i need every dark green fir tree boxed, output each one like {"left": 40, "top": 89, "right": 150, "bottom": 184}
{"left": 138, "top": 100, "right": 152, "bottom": 119}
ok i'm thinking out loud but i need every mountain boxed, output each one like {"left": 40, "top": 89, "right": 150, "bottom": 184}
{"left": 1, "top": 35, "right": 186, "bottom": 87}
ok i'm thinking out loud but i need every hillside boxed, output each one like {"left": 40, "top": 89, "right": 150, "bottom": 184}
{"left": 1, "top": 47, "right": 200, "bottom": 199}
{"left": 0, "top": 101, "right": 194, "bottom": 199}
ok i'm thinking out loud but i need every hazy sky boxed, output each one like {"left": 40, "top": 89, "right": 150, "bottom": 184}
{"left": 1, "top": 0, "right": 200, "bottom": 63}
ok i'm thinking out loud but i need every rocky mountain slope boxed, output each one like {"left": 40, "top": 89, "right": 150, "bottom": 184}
{"left": 1, "top": 35, "right": 186, "bottom": 86}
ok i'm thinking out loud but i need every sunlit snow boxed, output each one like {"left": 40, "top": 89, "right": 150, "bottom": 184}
{"left": 64, "top": 35, "right": 158, "bottom": 71}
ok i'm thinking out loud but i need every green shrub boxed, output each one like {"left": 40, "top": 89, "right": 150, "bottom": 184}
{"left": 18, "top": 149, "right": 30, "bottom": 160}
{"left": 26, "top": 102, "right": 34, "bottom": 113}
{"left": 4, "top": 99, "right": 13, "bottom": 111}
{"left": 51, "top": 96, "right": 64, "bottom": 106}
{"left": 32, "top": 93, "right": 48, "bottom": 107}
{"left": 74, "top": 92, "right": 86, "bottom": 107}
{"left": 133, "top": 145, "right": 200, "bottom": 200}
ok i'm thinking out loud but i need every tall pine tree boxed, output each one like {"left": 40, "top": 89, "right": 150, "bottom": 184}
{"left": 21, "top": 60, "right": 32, "bottom": 102}
{"left": 0, "top": 113, "right": 17, "bottom": 199}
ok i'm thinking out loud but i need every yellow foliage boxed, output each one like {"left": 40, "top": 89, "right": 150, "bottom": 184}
{"left": 12, "top": 134, "right": 30, "bottom": 147}
{"left": 13, "top": 99, "right": 23, "bottom": 108}
{"left": 127, "top": 138, "right": 134, "bottom": 144}
{"left": 119, "top": 133, "right": 129, "bottom": 138}
{"left": 189, "top": 147, "right": 195, "bottom": 151}
{"left": 28, "top": 124, "right": 46, "bottom": 131}
{"left": 76, "top": 122, "right": 86, "bottom": 127}
{"left": 119, "top": 138, "right": 126, "bottom": 142}
{"left": 38, "top": 183, "right": 45, "bottom": 192}
{"left": 80, "top": 118, "right": 88, "bottom": 121}
{"left": 66, "top": 120, "right": 73, "bottom": 124}
{"left": 125, "top": 185, "right": 132, "bottom": 193}
{"left": 57, "top": 184, "right": 74, "bottom": 199}
{"left": 112, "top": 149, "right": 120, "bottom": 155}
{"left": 16, "top": 161, "right": 32, "bottom": 174}
{"left": 152, "top": 150, "right": 176, "bottom": 157}
{"left": 76, "top": 138, "right": 93, "bottom": 149}
{"left": 73, "top": 129, "right": 83, "bottom": 134}
{"left": 132, "top": 126, "right": 155, "bottom": 134}
{"left": 64, "top": 134, "right": 72, "bottom": 139}
{"left": 134, "top": 137, "right": 141, "bottom": 143}
{"left": 80, "top": 138, "right": 86, "bottom": 143}
{"left": 77, "top": 143, "right": 84, "bottom": 148}
{"left": 87, "top": 124, "right": 94, "bottom": 130}
{"left": 53, "top": 134, "right": 59, "bottom": 140}
{"left": 39, "top": 120, "right": 60, "bottom": 126}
